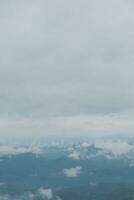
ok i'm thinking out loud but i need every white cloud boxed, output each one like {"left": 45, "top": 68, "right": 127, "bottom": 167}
{"left": 94, "top": 140, "right": 134, "bottom": 156}
{"left": 0, "top": 144, "right": 43, "bottom": 156}
{"left": 67, "top": 140, "right": 134, "bottom": 161}
{"left": 0, "top": 188, "right": 61, "bottom": 200}
{"left": 67, "top": 147, "right": 75, "bottom": 152}
{"left": 80, "top": 142, "right": 91, "bottom": 148}
{"left": 38, "top": 188, "right": 53, "bottom": 200}
{"left": 63, "top": 166, "right": 82, "bottom": 177}
{"left": 67, "top": 151, "right": 81, "bottom": 160}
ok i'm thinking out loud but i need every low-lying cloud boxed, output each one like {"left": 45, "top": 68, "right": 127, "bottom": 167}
{"left": 67, "top": 140, "right": 134, "bottom": 161}
{"left": 63, "top": 166, "right": 82, "bottom": 177}
{"left": 94, "top": 140, "right": 134, "bottom": 156}
{"left": 0, "top": 145, "right": 43, "bottom": 156}
{"left": 0, "top": 188, "right": 62, "bottom": 200}
{"left": 37, "top": 188, "right": 53, "bottom": 200}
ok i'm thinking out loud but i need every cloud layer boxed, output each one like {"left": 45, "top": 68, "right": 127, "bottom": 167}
{"left": 0, "top": 0, "right": 134, "bottom": 140}
{"left": 0, "top": 144, "right": 42, "bottom": 156}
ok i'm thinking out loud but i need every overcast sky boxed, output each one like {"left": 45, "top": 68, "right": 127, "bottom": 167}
{"left": 0, "top": 0, "right": 134, "bottom": 142}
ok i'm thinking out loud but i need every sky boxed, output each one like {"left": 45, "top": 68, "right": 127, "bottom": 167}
{"left": 0, "top": 0, "right": 134, "bottom": 142}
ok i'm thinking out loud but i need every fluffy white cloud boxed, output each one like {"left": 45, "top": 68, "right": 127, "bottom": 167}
{"left": 67, "top": 140, "right": 134, "bottom": 161}
{"left": 80, "top": 142, "right": 91, "bottom": 148}
{"left": 94, "top": 140, "right": 134, "bottom": 156}
{"left": 67, "top": 151, "right": 81, "bottom": 160}
{"left": 0, "top": 145, "right": 43, "bottom": 156}
{"left": 38, "top": 188, "right": 53, "bottom": 200}
{"left": 63, "top": 166, "right": 82, "bottom": 177}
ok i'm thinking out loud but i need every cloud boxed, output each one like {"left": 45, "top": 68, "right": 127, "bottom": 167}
{"left": 1, "top": 110, "right": 134, "bottom": 142}
{"left": 0, "top": 144, "right": 43, "bottom": 156}
{"left": 129, "top": 162, "right": 134, "bottom": 167}
{"left": 66, "top": 140, "right": 134, "bottom": 161}
{"left": 63, "top": 166, "right": 82, "bottom": 177}
{"left": 51, "top": 112, "right": 134, "bottom": 138}
{"left": 94, "top": 140, "right": 134, "bottom": 156}
{"left": 0, "top": 0, "right": 134, "bottom": 140}
{"left": 67, "top": 151, "right": 81, "bottom": 160}
{"left": 0, "top": 188, "right": 62, "bottom": 200}
{"left": 37, "top": 188, "right": 53, "bottom": 200}
{"left": 80, "top": 142, "right": 91, "bottom": 148}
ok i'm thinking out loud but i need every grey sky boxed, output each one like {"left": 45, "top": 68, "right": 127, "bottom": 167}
{"left": 0, "top": 0, "right": 134, "bottom": 141}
